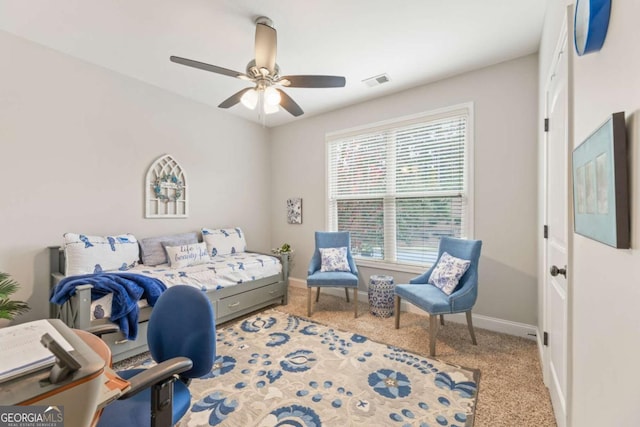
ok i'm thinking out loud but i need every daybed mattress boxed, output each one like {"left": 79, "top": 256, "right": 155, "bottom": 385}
{"left": 89, "top": 252, "right": 281, "bottom": 321}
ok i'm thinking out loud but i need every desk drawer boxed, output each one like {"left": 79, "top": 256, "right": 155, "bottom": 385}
{"left": 217, "top": 282, "right": 284, "bottom": 318}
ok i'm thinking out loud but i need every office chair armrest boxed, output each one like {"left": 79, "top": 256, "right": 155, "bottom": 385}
{"left": 119, "top": 357, "right": 194, "bottom": 399}
{"left": 86, "top": 323, "right": 120, "bottom": 337}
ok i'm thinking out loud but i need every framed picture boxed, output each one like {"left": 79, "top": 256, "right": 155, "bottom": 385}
{"left": 572, "top": 112, "right": 629, "bottom": 248}
{"left": 287, "top": 198, "right": 302, "bottom": 224}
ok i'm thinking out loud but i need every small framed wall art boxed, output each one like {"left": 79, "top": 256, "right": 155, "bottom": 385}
{"left": 287, "top": 198, "right": 302, "bottom": 224}
{"left": 572, "top": 112, "right": 629, "bottom": 248}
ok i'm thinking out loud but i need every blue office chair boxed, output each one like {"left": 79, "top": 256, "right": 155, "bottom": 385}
{"left": 394, "top": 237, "right": 482, "bottom": 357}
{"left": 98, "top": 285, "right": 216, "bottom": 427}
{"left": 307, "top": 231, "right": 360, "bottom": 318}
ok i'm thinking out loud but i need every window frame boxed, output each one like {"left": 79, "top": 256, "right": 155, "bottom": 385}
{"left": 325, "top": 102, "right": 475, "bottom": 272}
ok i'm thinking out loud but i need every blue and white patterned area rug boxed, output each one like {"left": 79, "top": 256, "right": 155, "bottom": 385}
{"left": 128, "top": 309, "right": 480, "bottom": 426}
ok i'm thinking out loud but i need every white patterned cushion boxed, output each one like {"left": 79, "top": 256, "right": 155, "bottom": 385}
{"left": 139, "top": 232, "right": 198, "bottom": 266}
{"left": 163, "top": 242, "right": 211, "bottom": 268}
{"left": 320, "top": 247, "right": 350, "bottom": 272}
{"left": 428, "top": 252, "right": 471, "bottom": 295}
{"left": 64, "top": 233, "right": 139, "bottom": 276}
{"left": 202, "top": 227, "right": 247, "bottom": 257}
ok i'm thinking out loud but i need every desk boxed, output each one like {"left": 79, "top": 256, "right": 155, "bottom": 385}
{"left": 0, "top": 320, "right": 128, "bottom": 427}
{"left": 74, "top": 329, "right": 125, "bottom": 427}
{"left": 75, "top": 329, "right": 113, "bottom": 367}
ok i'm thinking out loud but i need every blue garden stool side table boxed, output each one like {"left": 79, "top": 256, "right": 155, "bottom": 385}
{"left": 368, "top": 275, "right": 395, "bottom": 318}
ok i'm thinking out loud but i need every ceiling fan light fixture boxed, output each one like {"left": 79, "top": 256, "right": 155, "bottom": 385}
{"left": 170, "top": 15, "right": 344, "bottom": 119}
{"left": 240, "top": 88, "right": 258, "bottom": 109}
{"left": 264, "top": 86, "right": 281, "bottom": 106}
{"left": 264, "top": 102, "right": 279, "bottom": 115}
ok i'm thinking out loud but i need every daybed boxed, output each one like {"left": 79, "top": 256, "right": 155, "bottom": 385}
{"left": 49, "top": 228, "right": 289, "bottom": 362}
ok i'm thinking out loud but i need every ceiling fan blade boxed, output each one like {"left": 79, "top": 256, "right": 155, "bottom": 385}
{"left": 170, "top": 56, "right": 249, "bottom": 79}
{"left": 255, "top": 22, "right": 277, "bottom": 74}
{"left": 218, "top": 87, "right": 253, "bottom": 109}
{"left": 276, "top": 89, "right": 304, "bottom": 117}
{"left": 279, "top": 75, "right": 346, "bottom": 88}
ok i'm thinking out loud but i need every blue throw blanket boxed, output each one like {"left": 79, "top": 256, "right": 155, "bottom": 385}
{"left": 50, "top": 272, "right": 167, "bottom": 340}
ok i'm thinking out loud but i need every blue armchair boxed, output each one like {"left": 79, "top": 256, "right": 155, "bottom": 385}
{"left": 306, "top": 231, "right": 360, "bottom": 318}
{"left": 98, "top": 285, "right": 216, "bottom": 427}
{"left": 394, "top": 237, "right": 482, "bottom": 357}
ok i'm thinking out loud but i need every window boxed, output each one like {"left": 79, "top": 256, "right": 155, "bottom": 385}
{"left": 326, "top": 104, "right": 472, "bottom": 267}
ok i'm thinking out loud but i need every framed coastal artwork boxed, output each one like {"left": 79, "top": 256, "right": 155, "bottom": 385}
{"left": 287, "top": 198, "right": 302, "bottom": 224}
{"left": 572, "top": 112, "right": 629, "bottom": 248}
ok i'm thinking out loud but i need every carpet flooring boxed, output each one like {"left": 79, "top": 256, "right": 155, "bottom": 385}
{"left": 115, "top": 286, "right": 556, "bottom": 426}
{"left": 185, "top": 309, "right": 481, "bottom": 425}
{"left": 279, "top": 286, "right": 557, "bottom": 427}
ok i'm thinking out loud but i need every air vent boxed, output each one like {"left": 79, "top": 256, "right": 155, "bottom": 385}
{"left": 362, "top": 73, "right": 391, "bottom": 87}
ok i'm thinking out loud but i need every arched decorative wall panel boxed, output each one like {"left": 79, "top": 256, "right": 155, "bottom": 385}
{"left": 145, "top": 154, "right": 188, "bottom": 218}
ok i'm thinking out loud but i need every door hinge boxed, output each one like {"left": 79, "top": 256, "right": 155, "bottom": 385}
{"left": 543, "top": 331, "right": 549, "bottom": 346}
{"left": 543, "top": 225, "right": 548, "bottom": 239}
{"left": 544, "top": 118, "right": 549, "bottom": 132}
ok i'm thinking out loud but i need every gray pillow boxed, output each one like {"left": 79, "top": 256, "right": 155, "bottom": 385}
{"left": 139, "top": 232, "right": 198, "bottom": 266}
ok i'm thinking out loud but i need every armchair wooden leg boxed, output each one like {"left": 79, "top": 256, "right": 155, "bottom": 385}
{"left": 429, "top": 314, "right": 439, "bottom": 357}
{"left": 353, "top": 288, "right": 358, "bottom": 318}
{"left": 307, "top": 288, "right": 312, "bottom": 317}
{"left": 466, "top": 311, "right": 477, "bottom": 345}
{"left": 316, "top": 287, "right": 321, "bottom": 302}
{"left": 345, "top": 287, "right": 350, "bottom": 303}
{"left": 394, "top": 296, "right": 401, "bottom": 329}
{"left": 440, "top": 315, "right": 445, "bottom": 326}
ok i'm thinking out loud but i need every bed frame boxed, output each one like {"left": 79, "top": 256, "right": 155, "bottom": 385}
{"left": 48, "top": 246, "right": 289, "bottom": 362}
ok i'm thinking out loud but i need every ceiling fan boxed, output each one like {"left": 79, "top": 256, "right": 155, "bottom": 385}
{"left": 170, "top": 16, "right": 346, "bottom": 117}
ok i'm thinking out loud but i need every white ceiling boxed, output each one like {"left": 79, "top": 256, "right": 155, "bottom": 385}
{"left": 0, "top": 0, "right": 547, "bottom": 127}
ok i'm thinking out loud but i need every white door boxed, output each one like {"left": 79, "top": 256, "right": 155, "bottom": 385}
{"left": 543, "top": 24, "right": 570, "bottom": 427}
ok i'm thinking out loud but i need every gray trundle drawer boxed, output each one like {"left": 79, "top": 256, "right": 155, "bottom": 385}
{"left": 217, "top": 282, "right": 284, "bottom": 318}
{"left": 101, "top": 320, "right": 150, "bottom": 354}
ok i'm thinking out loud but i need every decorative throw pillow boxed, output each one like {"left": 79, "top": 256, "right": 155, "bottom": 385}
{"left": 202, "top": 227, "right": 247, "bottom": 257}
{"left": 320, "top": 247, "right": 350, "bottom": 272}
{"left": 139, "top": 232, "right": 199, "bottom": 266}
{"left": 64, "top": 233, "right": 139, "bottom": 276}
{"left": 428, "top": 252, "right": 471, "bottom": 295}
{"left": 163, "top": 242, "right": 211, "bottom": 268}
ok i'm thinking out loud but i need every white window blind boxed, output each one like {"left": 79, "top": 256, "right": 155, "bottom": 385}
{"left": 327, "top": 106, "right": 471, "bottom": 266}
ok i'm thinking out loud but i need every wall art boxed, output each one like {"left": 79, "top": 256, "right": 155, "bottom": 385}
{"left": 145, "top": 154, "right": 188, "bottom": 218}
{"left": 287, "top": 198, "right": 302, "bottom": 224}
{"left": 572, "top": 112, "right": 628, "bottom": 248}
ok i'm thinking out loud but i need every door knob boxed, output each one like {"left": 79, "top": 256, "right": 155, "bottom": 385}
{"left": 550, "top": 265, "right": 567, "bottom": 278}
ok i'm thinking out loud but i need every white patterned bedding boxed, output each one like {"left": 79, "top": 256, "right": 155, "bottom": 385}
{"left": 90, "top": 252, "right": 281, "bottom": 321}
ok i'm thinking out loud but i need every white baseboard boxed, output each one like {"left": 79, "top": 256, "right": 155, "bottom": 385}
{"left": 289, "top": 277, "right": 538, "bottom": 341}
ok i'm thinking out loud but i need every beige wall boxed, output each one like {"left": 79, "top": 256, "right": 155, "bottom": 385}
{"left": 270, "top": 54, "right": 539, "bottom": 326}
{"left": 571, "top": 0, "right": 640, "bottom": 424}
{"left": 2, "top": 24, "right": 541, "bottom": 333}
{"left": 0, "top": 31, "right": 272, "bottom": 322}
{"left": 539, "top": 1, "right": 640, "bottom": 425}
